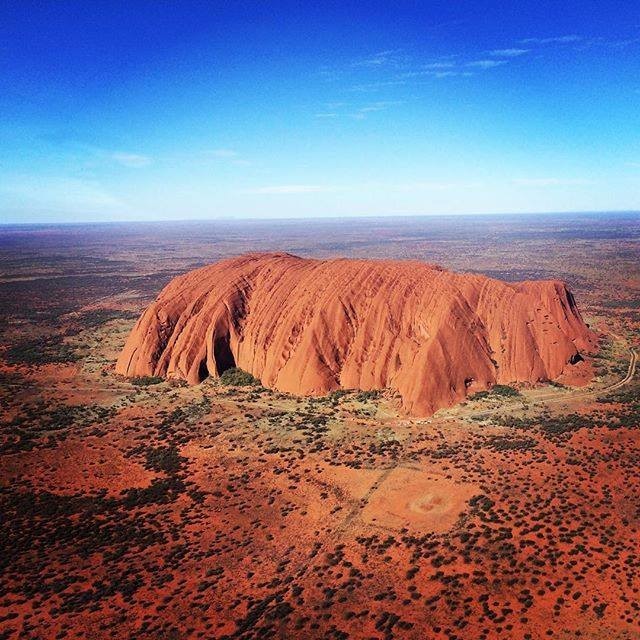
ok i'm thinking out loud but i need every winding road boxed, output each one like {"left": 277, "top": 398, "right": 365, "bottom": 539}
{"left": 606, "top": 346, "right": 637, "bottom": 392}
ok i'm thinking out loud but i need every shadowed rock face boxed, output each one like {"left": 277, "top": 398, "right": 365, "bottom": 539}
{"left": 116, "top": 253, "right": 596, "bottom": 416}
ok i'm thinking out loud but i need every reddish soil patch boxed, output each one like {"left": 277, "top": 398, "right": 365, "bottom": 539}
{"left": 362, "top": 468, "right": 478, "bottom": 533}
{"left": 0, "top": 438, "right": 156, "bottom": 495}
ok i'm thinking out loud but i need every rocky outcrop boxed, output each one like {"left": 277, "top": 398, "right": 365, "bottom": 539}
{"left": 116, "top": 253, "right": 595, "bottom": 416}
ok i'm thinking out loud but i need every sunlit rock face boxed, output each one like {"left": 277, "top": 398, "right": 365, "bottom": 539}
{"left": 116, "top": 253, "right": 595, "bottom": 416}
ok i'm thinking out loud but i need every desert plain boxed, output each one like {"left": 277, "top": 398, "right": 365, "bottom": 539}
{"left": 1, "top": 212, "right": 639, "bottom": 640}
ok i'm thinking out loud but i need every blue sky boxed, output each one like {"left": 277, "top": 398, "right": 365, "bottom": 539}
{"left": 1, "top": 0, "right": 639, "bottom": 223}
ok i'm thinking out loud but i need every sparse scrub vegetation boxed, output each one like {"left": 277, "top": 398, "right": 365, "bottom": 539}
{"left": 145, "top": 445, "right": 183, "bottom": 473}
{"left": 3, "top": 335, "right": 80, "bottom": 365}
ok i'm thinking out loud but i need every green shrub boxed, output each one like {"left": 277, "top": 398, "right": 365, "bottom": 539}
{"left": 491, "top": 384, "right": 521, "bottom": 397}
{"left": 218, "top": 367, "right": 260, "bottom": 386}
{"left": 145, "top": 445, "right": 182, "bottom": 473}
{"left": 328, "top": 389, "right": 350, "bottom": 401}
{"left": 130, "top": 376, "right": 164, "bottom": 386}
{"left": 471, "top": 385, "right": 520, "bottom": 400}
{"left": 355, "top": 389, "right": 382, "bottom": 402}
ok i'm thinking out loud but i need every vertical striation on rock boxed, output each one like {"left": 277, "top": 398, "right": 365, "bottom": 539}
{"left": 116, "top": 253, "right": 596, "bottom": 416}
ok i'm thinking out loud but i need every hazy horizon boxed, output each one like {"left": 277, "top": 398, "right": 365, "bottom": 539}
{"left": 1, "top": 208, "right": 639, "bottom": 228}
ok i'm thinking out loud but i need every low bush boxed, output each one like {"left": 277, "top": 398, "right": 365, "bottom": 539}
{"left": 218, "top": 367, "right": 260, "bottom": 386}
{"left": 145, "top": 445, "right": 183, "bottom": 473}
{"left": 355, "top": 389, "right": 382, "bottom": 402}
{"left": 491, "top": 384, "right": 521, "bottom": 397}
{"left": 130, "top": 376, "right": 164, "bottom": 386}
{"left": 471, "top": 385, "right": 520, "bottom": 400}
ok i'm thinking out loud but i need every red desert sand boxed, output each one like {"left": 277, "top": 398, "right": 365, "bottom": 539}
{"left": 361, "top": 469, "right": 478, "bottom": 533}
{"left": 117, "top": 253, "right": 595, "bottom": 415}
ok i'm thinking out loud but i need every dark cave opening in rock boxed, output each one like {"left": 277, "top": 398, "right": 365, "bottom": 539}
{"left": 213, "top": 334, "right": 236, "bottom": 376}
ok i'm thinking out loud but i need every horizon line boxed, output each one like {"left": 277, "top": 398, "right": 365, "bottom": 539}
{"left": 1, "top": 208, "right": 639, "bottom": 227}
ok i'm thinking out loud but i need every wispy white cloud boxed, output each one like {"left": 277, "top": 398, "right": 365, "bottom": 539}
{"left": 468, "top": 59, "right": 508, "bottom": 69}
{"left": 350, "top": 80, "right": 407, "bottom": 92}
{"left": 247, "top": 181, "right": 483, "bottom": 195}
{"left": 391, "top": 180, "right": 483, "bottom": 191}
{"left": 351, "top": 101, "right": 404, "bottom": 119}
{"left": 351, "top": 49, "right": 408, "bottom": 68}
{"left": 519, "top": 34, "right": 582, "bottom": 45}
{"left": 358, "top": 101, "right": 403, "bottom": 113}
{"left": 401, "top": 70, "right": 445, "bottom": 78}
{"left": 517, "top": 34, "right": 639, "bottom": 51}
{"left": 320, "top": 100, "right": 404, "bottom": 120}
{"left": 436, "top": 70, "right": 472, "bottom": 78}
{"left": 489, "top": 48, "right": 530, "bottom": 57}
{"left": 111, "top": 152, "right": 151, "bottom": 168}
{"left": 423, "top": 61, "right": 456, "bottom": 69}
{"left": 609, "top": 37, "right": 640, "bottom": 48}
{"left": 512, "top": 177, "right": 589, "bottom": 186}
{"left": 39, "top": 143, "right": 151, "bottom": 170}
{"left": 399, "top": 58, "right": 478, "bottom": 79}
{"left": 247, "top": 184, "right": 336, "bottom": 194}
{"left": 323, "top": 46, "right": 512, "bottom": 101}
{"left": 0, "top": 175, "right": 131, "bottom": 215}
{"left": 318, "top": 30, "right": 626, "bottom": 110}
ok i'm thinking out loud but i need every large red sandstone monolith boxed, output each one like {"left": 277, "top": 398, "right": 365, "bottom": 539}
{"left": 116, "top": 253, "right": 595, "bottom": 416}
